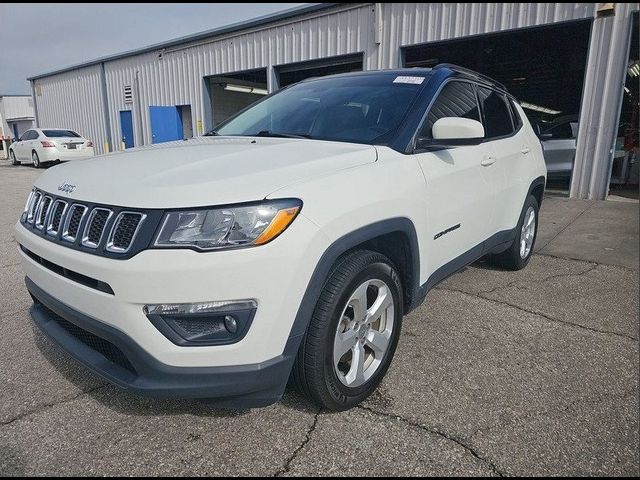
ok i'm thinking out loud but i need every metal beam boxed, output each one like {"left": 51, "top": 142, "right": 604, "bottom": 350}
{"left": 570, "top": 4, "right": 637, "bottom": 199}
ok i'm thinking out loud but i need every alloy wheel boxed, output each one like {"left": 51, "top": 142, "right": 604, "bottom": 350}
{"left": 520, "top": 206, "right": 536, "bottom": 259}
{"left": 333, "top": 278, "right": 395, "bottom": 388}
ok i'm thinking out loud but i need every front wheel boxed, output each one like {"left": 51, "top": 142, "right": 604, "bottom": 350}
{"left": 9, "top": 150, "right": 20, "bottom": 166}
{"left": 293, "top": 250, "right": 403, "bottom": 411}
{"left": 490, "top": 194, "right": 539, "bottom": 270}
{"left": 32, "top": 150, "right": 42, "bottom": 168}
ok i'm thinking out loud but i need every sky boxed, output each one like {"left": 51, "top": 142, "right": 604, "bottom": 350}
{"left": 0, "top": 3, "right": 305, "bottom": 94}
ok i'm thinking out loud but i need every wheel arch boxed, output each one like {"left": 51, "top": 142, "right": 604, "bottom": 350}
{"left": 528, "top": 175, "right": 546, "bottom": 208}
{"left": 287, "top": 218, "right": 421, "bottom": 343}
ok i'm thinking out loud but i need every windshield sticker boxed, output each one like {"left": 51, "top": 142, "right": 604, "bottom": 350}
{"left": 393, "top": 76, "right": 425, "bottom": 85}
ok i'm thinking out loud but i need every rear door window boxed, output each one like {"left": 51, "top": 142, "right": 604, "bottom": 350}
{"left": 19, "top": 131, "right": 32, "bottom": 141}
{"left": 477, "top": 86, "right": 514, "bottom": 139}
{"left": 23, "top": 130, "right": 38, "bottom": 140}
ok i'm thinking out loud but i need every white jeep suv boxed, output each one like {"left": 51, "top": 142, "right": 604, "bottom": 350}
{"left": 15, "top": 65, "right": 546, "bottom": 410}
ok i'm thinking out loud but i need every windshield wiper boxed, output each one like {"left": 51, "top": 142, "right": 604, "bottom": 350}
{"left": 204, "top": 129, "right": 219, "bottom": 136}
{"left": 254, "top": 130, "right": 312, "bottom": 139}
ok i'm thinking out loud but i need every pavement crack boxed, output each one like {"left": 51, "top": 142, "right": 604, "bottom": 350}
{"left": 535, "top": 251, "right": 637, "bottom": 272}
{"left": 436, "top": 286, "right": 638, "bottom": 342}
{"left": 273, "top": 409, "right": 321, "bottom": 477}
{"left": 0, "top": 384, "right": 108, "bottom": 427}
{"left": 457, "top": 257, "right": 599, "bottom": 298}
{"left": 357, "top": 405, "right": 505, "bottom": 477}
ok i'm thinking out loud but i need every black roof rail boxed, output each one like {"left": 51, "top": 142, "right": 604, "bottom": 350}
{"left": 433, "top": 63, "right": 508, "bottom": 92}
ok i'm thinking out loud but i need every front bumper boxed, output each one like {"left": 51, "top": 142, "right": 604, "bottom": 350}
{"left": 15, "top": 214, "right": 323, "bottom": 368}
{"left": 27, "top": 277, "right": 296, "bottom": 407}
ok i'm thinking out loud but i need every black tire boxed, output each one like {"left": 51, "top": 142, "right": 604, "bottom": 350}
{"left": 32, "top": 150, "right": 42, "bottom": 168}
{"left": 293, "top": 250, "right": 403, "bottom": 411}
{"left": 489, "top": 194, "right": 539, "bottom": 270}
{"left": 9, "top": 150, "right": 20, "bottom": 166}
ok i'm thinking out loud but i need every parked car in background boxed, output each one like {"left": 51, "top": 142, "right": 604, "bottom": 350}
{"left": 538, "top": 115, "right": 578, "bottom": 177}
{"left": 9, "top": 128, "right": 94, "bottom": 168}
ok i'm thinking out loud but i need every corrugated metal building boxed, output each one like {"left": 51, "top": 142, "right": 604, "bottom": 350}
{"left": 28, "top": 3, "right": 639, "bottom": 199}
{"left": 0, "top": 95, "right": 35, "bottom": 159}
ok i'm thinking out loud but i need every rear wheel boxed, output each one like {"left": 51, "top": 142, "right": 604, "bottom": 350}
{"left": 489, "top": 194, "right": 539, "bottom": 270}
{"left": 293, "top": 250, "right": 403, "bottom": 411}
{"left": 32, "top": 150, "right": 41, "bottom": 168}
{"left": 9, "top": 150, "right": 19, "bottom": 166}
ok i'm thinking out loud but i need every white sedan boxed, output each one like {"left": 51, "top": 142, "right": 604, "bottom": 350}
{"left": 9, "top": 128, "right": 95, "bottom": 168}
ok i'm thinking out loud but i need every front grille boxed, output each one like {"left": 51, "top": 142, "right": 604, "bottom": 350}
{"left": 39, "top": 302, "right": 136, "bottom": 376}
{"left": 21, "top": 188, "right": 152, "bottom": 258}
{"left": 82, "top": 208, "right": 112, "bottom": 248}
{"left": 107, "top": 212, "right": 145, "bottom": 253}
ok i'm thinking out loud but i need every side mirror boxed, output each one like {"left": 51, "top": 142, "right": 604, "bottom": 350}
{"left": 416, "top": 117, "right": 485, "bottom": 150}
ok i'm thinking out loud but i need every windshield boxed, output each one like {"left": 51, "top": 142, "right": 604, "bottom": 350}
{"left": 214, "top": 74, "right": 428, "bottom": 144}
{"left": 43, "top": 129, "right": 81, "bottom": 138}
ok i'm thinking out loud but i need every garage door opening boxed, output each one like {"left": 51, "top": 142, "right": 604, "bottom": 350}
{"left": 403, "top": 20, "right": 592, "bottom": 194}
{"left": 275, "top": 53, "right": 363, "bottom": 88}
{"left": 206, "top": 68, "right": 268, "bottom": 127}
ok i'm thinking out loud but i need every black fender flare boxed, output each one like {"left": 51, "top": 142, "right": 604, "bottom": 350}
{"left": 527, "top": 175, "right": 546, "bottom": 206}
{"left": 283, "top": 217, "right": 421, "bottom": 355}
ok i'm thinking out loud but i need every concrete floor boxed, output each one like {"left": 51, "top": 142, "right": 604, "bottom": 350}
{"left": 0, "top": 164, "right": 638, "bottom": 476}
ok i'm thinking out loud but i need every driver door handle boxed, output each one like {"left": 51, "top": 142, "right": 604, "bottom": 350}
{"left": 481, "top": 155, "right": 496, "bottom": 167}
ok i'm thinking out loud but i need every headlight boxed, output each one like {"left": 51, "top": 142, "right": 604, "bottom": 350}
{"left": 153, "top": 199, "right": 301, "bottom": 251}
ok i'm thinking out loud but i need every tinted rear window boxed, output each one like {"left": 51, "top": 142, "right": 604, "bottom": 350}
{"left": 477, "top": 87, "right": 514, "bottom": 139}
{"left": 43, "top": 130, "right": 80, "bottom": 138}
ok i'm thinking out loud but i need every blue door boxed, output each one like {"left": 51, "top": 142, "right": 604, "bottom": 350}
{"left": 149, "top": 106, "right": 183, "bottom": 144}
{"left": 119, "top": 110, "right": 134, "bottom": 149}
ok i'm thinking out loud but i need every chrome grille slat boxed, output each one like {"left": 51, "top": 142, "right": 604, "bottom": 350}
{"left": 46, "top": 200, "right": 68, "bottom": 236}
{"left": 106, "top": 212, "right": 146, "bottom": 253}
{"left": 35, "top": 196, "right": 53, "bottom": 230}
{"left": 27, "top": 191, "right": 42, "bottom": 224}
{"left": 62, "top": 204, "right": 88, "bottom": 242}
{"left": 81, "top": 208, "right": 113, "bottom": 248}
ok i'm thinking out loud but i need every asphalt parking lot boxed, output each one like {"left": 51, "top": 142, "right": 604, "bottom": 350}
{"left": 0, "top": 163, "right": 638, "bottom": 476}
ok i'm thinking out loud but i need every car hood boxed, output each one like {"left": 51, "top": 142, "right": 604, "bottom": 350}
{"left": 34, "top": 137, "right": 377, "bottom": 208}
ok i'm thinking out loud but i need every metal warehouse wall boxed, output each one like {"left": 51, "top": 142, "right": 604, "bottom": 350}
{"left": 35, "top": 3, "right": 603, "bottom": 155}
{"left": 101, "top": 3, "right": 373, "bottom": 149}
{"left": 32, "top": 64, "right": 109, "bottom": 152}
{"left": 0, "top": 96, "right": 34, "bottom": 121}
{"left": 30, "top": 2, "right": 639, "bottom": 199}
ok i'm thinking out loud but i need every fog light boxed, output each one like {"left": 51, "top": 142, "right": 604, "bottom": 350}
{"left": 144, "top": 300, "right": 257, "bottom": 346}
{"left": 224, "top": 315, "right": 238, "bottom": 334}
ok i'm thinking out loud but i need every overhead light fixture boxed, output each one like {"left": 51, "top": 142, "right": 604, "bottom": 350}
{"left": 624, "top": 86, "right": 631, "bottom": 94}
{"left": 224, "top": 84, "right": 268, "bottom": 95}
{"left": 520, "top": 101, "right": 562, "bottom": 115}
{"left": 628, "top": 61, "right": 640, "bottom": 78}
